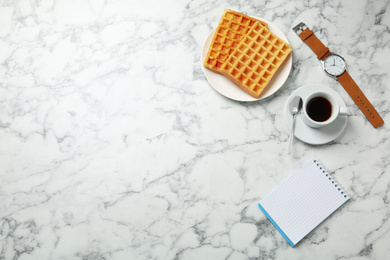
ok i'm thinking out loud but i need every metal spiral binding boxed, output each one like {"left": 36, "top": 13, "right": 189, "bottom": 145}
{"left": 313, "top": 159, "right": 348, "bottom": 199}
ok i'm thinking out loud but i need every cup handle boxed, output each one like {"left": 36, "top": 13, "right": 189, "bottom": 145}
{"left": 340, "top": 107, "right": 349, "bottom": 116}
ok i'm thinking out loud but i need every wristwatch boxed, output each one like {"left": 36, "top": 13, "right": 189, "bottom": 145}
{"left": 293, "top": 22, "right": 384, "bottom": 128}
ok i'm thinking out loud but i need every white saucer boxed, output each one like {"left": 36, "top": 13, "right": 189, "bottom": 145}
{"left": 201, "top": 17, "right": 292, "bottom": 102}
{"left": 285, "top": 84, "right": 348, "bottom": 145}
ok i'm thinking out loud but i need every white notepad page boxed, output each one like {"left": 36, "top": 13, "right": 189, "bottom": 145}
{"left": 258, "top": 159, "right": 349, "bottom": 246}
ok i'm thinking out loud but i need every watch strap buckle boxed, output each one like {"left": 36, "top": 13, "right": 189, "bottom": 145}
{"left": 293, "top": 22, "right": 308, "bottom": 35}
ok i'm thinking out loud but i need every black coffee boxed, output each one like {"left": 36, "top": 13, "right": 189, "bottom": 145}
{"left": 306, "top": 97, "right": 332, "bottom": 122}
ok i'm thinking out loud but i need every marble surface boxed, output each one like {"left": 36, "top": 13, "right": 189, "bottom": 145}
{"left": 1, "top": 0, "right": 390, "bottom": 259}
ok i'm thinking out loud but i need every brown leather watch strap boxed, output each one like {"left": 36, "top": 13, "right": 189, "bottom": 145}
{"left": 337, "top": 71, "right": 384, "bottom": 128}
{"left": 298, "top": 28, "right": 331, "bottom": 60}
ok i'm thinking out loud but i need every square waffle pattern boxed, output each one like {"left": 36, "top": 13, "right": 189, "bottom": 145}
{"left": 220, "top": 22, "right": 292, "bottom": 98}
{"left": 203, "top": 9, "right": 267, "bottom": 74}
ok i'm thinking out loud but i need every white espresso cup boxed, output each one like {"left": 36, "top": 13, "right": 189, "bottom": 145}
{"left": 302, "top": 91, "right": 348, "bottom": 128}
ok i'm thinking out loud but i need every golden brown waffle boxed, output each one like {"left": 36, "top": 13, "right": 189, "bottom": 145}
{"left": 220, "top": 21, "right": 292, "bottom": 98}
{"left": 203, "top": 9, "right": 267, "bottom": 74}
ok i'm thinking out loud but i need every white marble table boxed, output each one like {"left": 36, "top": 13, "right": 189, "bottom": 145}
{"left": 1, "top": 0, "right": 389, "bottom": 259}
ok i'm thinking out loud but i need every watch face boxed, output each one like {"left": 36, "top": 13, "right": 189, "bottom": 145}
{"left": 323, "top": 54, "right": 346, "bottom": 76}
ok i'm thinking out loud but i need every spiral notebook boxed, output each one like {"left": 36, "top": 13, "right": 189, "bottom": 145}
{"left": 258, "top": 159, "right": 349, "bottom": 247}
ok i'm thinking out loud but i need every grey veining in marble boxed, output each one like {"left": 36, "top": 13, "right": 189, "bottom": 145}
{"left": 1, "top": 0, "right": 390, "bottom": 259}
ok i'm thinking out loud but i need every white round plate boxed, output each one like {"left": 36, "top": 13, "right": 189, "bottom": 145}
{"left": 201, "top": 18, "right": 292, "bottom": 102}
{"left": 285, "top": 84, "right": 348, "bottom": 145}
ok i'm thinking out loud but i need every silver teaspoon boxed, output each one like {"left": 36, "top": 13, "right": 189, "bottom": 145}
{"left": 288, "top": 96, "right": 303, "bottom": 154}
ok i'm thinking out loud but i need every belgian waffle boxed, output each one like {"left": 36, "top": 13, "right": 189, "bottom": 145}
{"left": 203, "top": 9, "right": 267, "bottom": 74}
{"left": 220, "top": 21, "right": 292, "bottom": 99}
